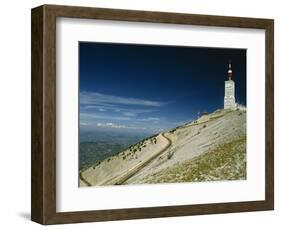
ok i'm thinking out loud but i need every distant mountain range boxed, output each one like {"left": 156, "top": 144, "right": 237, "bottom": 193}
{"left": 79, "top": 130, "right": 148, "bottom": 170}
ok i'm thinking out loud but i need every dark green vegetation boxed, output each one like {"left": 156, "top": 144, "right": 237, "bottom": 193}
{"left": 143, "top": 136, "right": 246, "bottom": 183}
{"left": 118, "top": 136, "right": 158, "bottom": 161}
{"left": 79, "top": 141, "right": 129, "bottom": 170}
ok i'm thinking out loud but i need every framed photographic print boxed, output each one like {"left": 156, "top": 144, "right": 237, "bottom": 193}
{"left": 31, "top": 4, "right": 274, "bottom": 225}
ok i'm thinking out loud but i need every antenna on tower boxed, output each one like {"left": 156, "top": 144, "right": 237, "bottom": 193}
{"left": 228, "top": 59, "right": 232, "bottom": 69}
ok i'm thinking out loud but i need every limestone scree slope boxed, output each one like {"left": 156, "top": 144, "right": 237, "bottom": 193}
{"left": 80, "top": 109, "right": 246, "bottom": 187}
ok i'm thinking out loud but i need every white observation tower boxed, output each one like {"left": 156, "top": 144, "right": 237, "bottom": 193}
{"left": 224, "top": 62, "right": 237, "bottom": 110}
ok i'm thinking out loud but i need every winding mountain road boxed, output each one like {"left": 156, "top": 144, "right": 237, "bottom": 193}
{"left": 101, "top": 133, "right": 172, "bottom": 185}
{"left": 80, "top": 133, "right": 172, "bottom": 186}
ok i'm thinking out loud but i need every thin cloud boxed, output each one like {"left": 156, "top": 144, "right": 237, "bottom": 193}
{"left": 144, "top": 117, "right": 160, "bottom": 121}
{"left": 96, "top": 122, "right": 147, "bottom": 130}
{"left": 80, "top": 113, "right": 161, "bottom": 123}
{"left": 81, "top": 104, "right": 156, "bottom": 116}
{"left": 80, "top": 91, "right": 169, "bottom": 107}
{"left": 122, "top": 112, "right": 137, "bottom": 117}
{"left": 80, "top": 112, "right": 132, "bottom": 121}
{"left": 97, "top": 122, "right": 126, "bottom": 129}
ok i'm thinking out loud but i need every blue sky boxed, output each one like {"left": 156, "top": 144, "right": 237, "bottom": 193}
{"left": 79, "top": 42, "right": 246, "bottom": 134}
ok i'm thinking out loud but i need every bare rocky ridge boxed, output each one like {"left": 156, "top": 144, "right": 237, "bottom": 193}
{"left": 80, "top": 109, "right": 246, "bottom": 187}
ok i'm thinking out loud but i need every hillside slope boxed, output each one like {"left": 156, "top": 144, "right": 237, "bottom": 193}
{"left": 80, "top": 109, "right": 246, "bottom": 187}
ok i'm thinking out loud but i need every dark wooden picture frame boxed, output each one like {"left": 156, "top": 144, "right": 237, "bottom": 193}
{"left": 31, "top": 4, "right": 274, "bottom": 225}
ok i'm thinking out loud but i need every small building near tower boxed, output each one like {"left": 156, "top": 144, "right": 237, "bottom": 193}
{"left": 224, "top": 62, "right": 237, "bottom": 110}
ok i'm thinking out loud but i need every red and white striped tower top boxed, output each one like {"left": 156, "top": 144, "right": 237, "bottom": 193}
{"left": 228, "top": 62, "right": 233, "bottom": 80}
